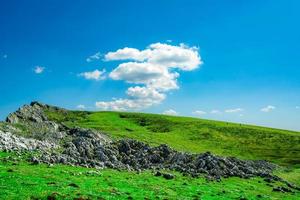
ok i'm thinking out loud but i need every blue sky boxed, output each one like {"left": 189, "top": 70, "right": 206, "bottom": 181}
{"left": 0, "top": 0, "right": 299, "bottom": 131}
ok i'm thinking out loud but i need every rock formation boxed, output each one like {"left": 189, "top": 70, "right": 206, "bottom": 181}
{"left": 0, "top": 102, "right": 288, "bottom": 182}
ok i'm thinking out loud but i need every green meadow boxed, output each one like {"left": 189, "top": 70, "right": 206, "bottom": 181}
{"left": 1, "top": 109, "right": 300, "bottom": 199}
{"left": 1, "top": 152, "right": 299, "bottom": 200}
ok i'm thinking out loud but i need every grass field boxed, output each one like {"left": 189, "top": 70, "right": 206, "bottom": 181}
{"left": 1, "top": 108, "right": 299, "bottom": 199}
{"left": 45, "top": 110, "right": 300, "bottom": 166}
{"left": 1, "top": 152, "right": 299, "bottom": 200}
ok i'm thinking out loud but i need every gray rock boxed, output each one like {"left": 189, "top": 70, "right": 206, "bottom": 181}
{"left": 0, "top": 130, "right": 57, "bottom": 151}
{"left": 163, "top": 173, "right": 175, "bottom": 180}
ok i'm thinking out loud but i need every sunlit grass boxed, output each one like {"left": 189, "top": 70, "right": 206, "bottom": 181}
{"left": 45, "top": 110, "right": 300, "bottom": 166}
{"left": 1, "top": 152, "right": 299, "bottom": 200}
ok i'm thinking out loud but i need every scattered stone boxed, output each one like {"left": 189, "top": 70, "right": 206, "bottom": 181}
{"left": 272, "top": 186, "right": 292, "bottom": 193}
{"left": 264, "top": 177, "right": 273, "bottom": 183}
{"left": 0, "top": 131, "right": 56, "bottom": 151}
{"left": 162, "top": 173, "right": 174, "bottom": 180}
{"left": 47, "top": 192, "right": 59, "bottom": 200}
{"left": 68, "top": 183, "right": 79, "bottom": 188}
{"left": 73, "top": 197, "right": 89, "bottom": 200}
{"left": 154, "top": 171, "right": 162, "bottom": 177}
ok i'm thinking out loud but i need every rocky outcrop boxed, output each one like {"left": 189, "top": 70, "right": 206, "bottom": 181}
{"left": 0, "top": 102, "right": 284, "bottom": 181}
{"left": 5, "top": 101, "right": 68, "bottom": 142}
{"left": 31, "top": 130, "right": 277, "bottom": 180}
{"left": 0, "top": 130, "right": 57, "bottom": 151}
{"left": 6, "top": 101, "right": 50, "bottom": 124}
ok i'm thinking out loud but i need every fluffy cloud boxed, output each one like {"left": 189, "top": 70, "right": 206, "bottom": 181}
{"left": 105, "top": 43, "right": 201, "bottom": 71}
{"left": 106, "top": 43, "right": 201, "bottom": 92}
{"left": 110, "top": 62, "right": 166, "bottom": 84}
{"left": 225, "top": 108, "right": 244, "bottom": 113}
{"left": 95, "top": 42, "right": 202, "bottom": 111}
{"left": 86, "top": 52, "right": 102, "bottom": 62}
{"left": 193, "top": 110, "right": 206, "bottom": 115}
{"left": 34, "top": 66, "right": 45, "bottom": 74}
{"left": 126, "top": 86, "right": 165, "bottom": 102}
{"left": 76, "top": 104, "right": 86, "bottom": 110}
{"left": 96, "top": 86, "right": 165, "bottom": 111}
{"left": 105, "top": 47, "right": 148, "bottom": 62}
{"left": 78, "top": 69, "right": 106, "bottom": 81}
{"left": 162, "top": 109, "right": 178, "bottom": 116}
{"left": 261, "top": 105, "right": 276, "bottom": 112}
{"left": 96, "top": 98, "right": 161, "bottom": 111}
{"left": 109, "top": 62, "right": 179, "bottom": 91}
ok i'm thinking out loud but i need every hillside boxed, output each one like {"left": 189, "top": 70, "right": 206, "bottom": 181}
{"left": 1, "top": 102, "right": 300, "bottom": 199}
{"left": 45, "top": 108, "right": 300, "bottom": 166}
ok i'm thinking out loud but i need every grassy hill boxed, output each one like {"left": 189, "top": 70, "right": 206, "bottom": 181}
{"left": 45, "top": 109, "right": 300, "bottom": 166}
{"left": 1, "top": 105, "right": 300, "bottom": 199}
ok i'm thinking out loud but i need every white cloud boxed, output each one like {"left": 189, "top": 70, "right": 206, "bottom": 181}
{"left": 261, "top": 105, "right": 276, "bottom": 112}
{"left": 109, "top": 62, "right": 179, "bottom": 91}
{"left": 105, "top": 47, "right": 149, "bottom": 62}
{"left": 105, "top": 43, "right": 202, "bottom": 71}
{"left": 193, "top": 110, "right": 206, "bottom": 115}
{"left": 106, "top": 43, "right": 201, "bottom": 92}
{"left": 95, "top": 86, "right": 165, "bottom": 111}
{"left": 96, "top": 42, "right": 202, "bottom": 111}
{"left": 76, "top": 104, "right": 86, "bottom": 110}
{"left": 225, "top": 108, "right": 244, "bottom": 113}
{"left": 110, "top": 62, "right": 166, "bottom": 84}
{"left": 162, "top": 109, "right": 178, "bottom": 116}
{"left": 86, "top": 52, "right": 102, "bottom": 62}
{"left": 211, "top": 110, "right": 222, "bottom": 114}
{"left": 126, "top": 86, "right": 165, "bottom": 102}
{"left": 34, "top": 66, "right": 45, "bottom": 74}
{"left": 3, "top": 54, "right": 7, "bottom": 59}
{"left": 96, "top": 98, "right": 161, "bottom": 111}
{"left": 78, "top": 69, "right": 106, "bottom": 81}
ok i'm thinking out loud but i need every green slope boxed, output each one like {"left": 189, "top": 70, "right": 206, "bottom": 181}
{"left": 45, "top": 109, "right": 300, "bottom": 166}
{"left": 1, "top": 152, "right": 299, "bottom": 200}
{"left": 2, "top": 107, "right": 300, "bottom": 199}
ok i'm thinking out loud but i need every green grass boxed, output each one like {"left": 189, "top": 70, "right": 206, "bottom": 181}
{"left": 2, "top": 109, "right": 300, "bottom": 199}
{"left": 45, "top": 110, "right": 300, "bottom": 166}
{"left": 1, "top": 152, "right": 299, "bottom": 200}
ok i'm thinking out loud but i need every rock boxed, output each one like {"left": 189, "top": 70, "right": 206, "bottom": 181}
{"left": 272, "top": 186, "right": 292, "bottom": 193}
{"left": 0, "top": 130, "right": 57, "bottom": 151}
{"left": 68, "top": 183, "right": 79, "bottom": 188}
{"left": 47, "top": 192, "right": 60, "bottom": 200}
{"left": 162, "top": 173, "right": 174, "bottom": 180}
{"left": 264, "top": 177, "right": 273, "bottom": 183}
{"left": 154, "top": 171, "right": 162, "bottom": 176}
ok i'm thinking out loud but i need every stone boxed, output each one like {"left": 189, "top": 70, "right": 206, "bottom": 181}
{"left": 154, "top": 171, "right": 162, "bottom": 176}
{"left": 162, "top": 173, "right": 174, "bottom": 180}
{"left": 68, "top": 183, "right": 79, "bottom": 188}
